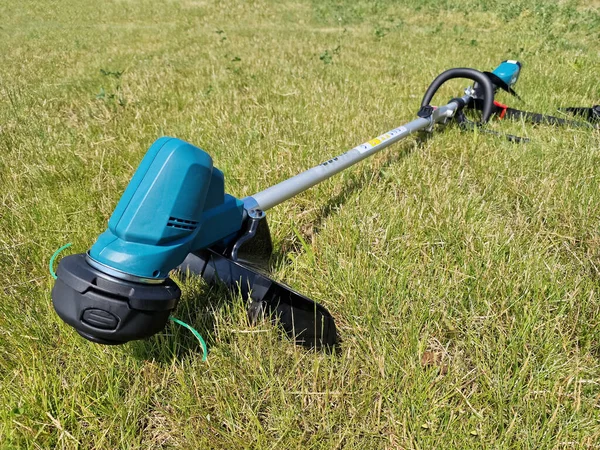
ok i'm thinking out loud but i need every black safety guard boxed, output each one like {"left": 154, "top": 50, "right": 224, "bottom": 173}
{"left": 179, "top": 248, "right": 338, "bottom": 350}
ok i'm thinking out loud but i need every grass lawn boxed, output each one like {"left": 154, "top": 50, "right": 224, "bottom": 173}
{"left": 1, "top": 0, "right": 599, "bottom": 448}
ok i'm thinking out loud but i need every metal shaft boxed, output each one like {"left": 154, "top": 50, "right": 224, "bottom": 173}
{"left": 243, "top": 98, "right": 467, "bottom": 212}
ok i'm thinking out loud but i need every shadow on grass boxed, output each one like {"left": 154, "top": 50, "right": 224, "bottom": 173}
{"left": 129, "top": 276, "right": 342, "bottom": 363}
{"left": 271, "top": 134, "right": 427, "bottom": 265}
{"left": 128, "top": 282, "right": 232, "bottom": 364}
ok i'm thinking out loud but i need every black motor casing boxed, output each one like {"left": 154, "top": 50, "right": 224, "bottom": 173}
{"left": 52, "top": 254, "right": 181, "bottom": 345}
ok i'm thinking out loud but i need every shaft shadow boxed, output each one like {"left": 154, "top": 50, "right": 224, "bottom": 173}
{"left": 270, "top": 132, "right": 429, "bottom": 265}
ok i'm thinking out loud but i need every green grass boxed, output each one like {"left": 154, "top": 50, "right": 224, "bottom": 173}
{"left": 1, "top": 0, "right": 600, "bottom": 448}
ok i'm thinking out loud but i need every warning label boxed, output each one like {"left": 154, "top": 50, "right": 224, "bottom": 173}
{"left": 355, "top": 126, "right": 407, "bottom": 154}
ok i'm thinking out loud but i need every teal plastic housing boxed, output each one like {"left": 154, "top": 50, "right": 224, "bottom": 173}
{"left": 89, "top": 137, "right": 244, "bottom": 279}
{"left": 492, "top": 60, "right": 521, "bottom": 88}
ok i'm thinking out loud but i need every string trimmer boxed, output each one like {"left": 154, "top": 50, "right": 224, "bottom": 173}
{"left": 51, "top": 60, "right": 598, "bottom": 350}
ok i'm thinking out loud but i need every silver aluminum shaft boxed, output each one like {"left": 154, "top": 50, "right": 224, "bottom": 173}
{"left": 243, "top": 97, "right": 469, "bottom": 212}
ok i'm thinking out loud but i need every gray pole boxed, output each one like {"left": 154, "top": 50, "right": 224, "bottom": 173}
{"left": 243, "top": 97, "right": 468, "bottom": 212}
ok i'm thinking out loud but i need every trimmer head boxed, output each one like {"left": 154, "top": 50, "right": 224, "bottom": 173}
{"left": 52, "top": 254, "right": 180, "bottom": 344}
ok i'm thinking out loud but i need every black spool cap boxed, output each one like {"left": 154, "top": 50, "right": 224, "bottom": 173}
{"left": 52, "top": 254, "right": 181, "bottom": 345}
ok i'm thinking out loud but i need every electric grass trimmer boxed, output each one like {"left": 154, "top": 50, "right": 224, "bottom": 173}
{"left": 51, "top": 60, "right": 597, "bottom": 351}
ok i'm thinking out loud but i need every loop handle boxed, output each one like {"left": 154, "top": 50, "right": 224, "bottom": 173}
{"left": 421, "top": 68, "right": 495, "bottom": 123}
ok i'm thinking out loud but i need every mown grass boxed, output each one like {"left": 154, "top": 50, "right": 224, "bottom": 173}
{"left": 1, "top": 0, "right": 599, "bottom": 448}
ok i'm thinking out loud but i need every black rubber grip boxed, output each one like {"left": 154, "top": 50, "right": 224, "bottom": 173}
{"left": 421, "top": 68, "right": 495, "bottom": 123}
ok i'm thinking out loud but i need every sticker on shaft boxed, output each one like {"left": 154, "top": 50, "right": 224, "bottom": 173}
{"left": 355, "top": 126, "right": 407, "bottom": 154}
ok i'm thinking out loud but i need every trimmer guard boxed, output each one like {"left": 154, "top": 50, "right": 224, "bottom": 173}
{"left": 179, "top": 249, "right": 337, "bottom": 350}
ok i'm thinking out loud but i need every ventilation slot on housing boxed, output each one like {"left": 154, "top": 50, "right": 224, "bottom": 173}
{"left": 167, "top": 217, "right": 199, "bottom": 231}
